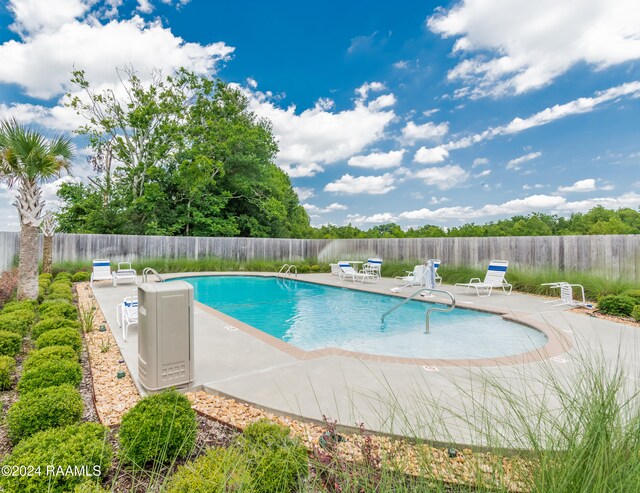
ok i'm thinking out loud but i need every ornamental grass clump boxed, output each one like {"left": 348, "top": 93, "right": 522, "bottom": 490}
{"left": 17, "top": 359, "right": 82, "bottom": 394}
{"left": 0, "top": 330, "right": 22, "bottom": 357}
{"left": 36, "top": 327, "right": 82, "bottom": 354}
{"left": 0, "top": 355, "right": 16, "bottom": 390}
{"left": 31, "top": 317, "right": 80, "bottom": 340}
{"left": 0, "top": 423, "right": 112, "bottom": 493}
{"left": 7, "top": 384, "right": 83, "bottom": 443}
{"left": 23, "top": 345, "right": 78, "bottom": 371}
{"left": 0, "top": 309, "right": 36, "bottom": 335}
{"left": 118, "top": 389, "right": 197, "bottom": 467}
{"left": 235, "top": 419, "right": 308, "bottom": 493}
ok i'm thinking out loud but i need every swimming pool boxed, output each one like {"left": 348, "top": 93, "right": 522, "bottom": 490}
{"left": 174, "top": 275, "right": 548, "bottom": 360}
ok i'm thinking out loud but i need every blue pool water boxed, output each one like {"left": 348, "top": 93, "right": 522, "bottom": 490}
{"left": 173, "top": 276, "right": 548, "bottom": 360}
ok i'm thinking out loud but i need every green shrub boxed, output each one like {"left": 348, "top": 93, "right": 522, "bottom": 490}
{"left": 119, "top": 389, "right": 197, "bottom": 466}
{"left": 7, "top": 384, "right": 83, "bottom": 442}
{"left": 73, "top": 481, "right": 110, "bottom": 493}
{"left": 310, "top": 264, "right": 321, "bottom": 272}
{"left": 1, "top": 300, "right": 37, "bottom": 313}
{"left": 23, "top": 345, "right": 78, "bottom": 371}
{"left": 37, "top": 285, "right": 47, "bottom": 303}
{"left": 72, "top": 271, "right": 91, "bottom": 282}
{"left": 632, "top": 305, "right": 640, "bottom": 322}
{"left": 45, "top": 289, "right": 74, "bottom": 303}
{"left": 164, "top": 447, "right": 252, "bottom": 493}
{"left": 597, "top": 294, "right": 636, "bottom": 317}
{"left": 54, "top": 271, "right": 72, "bottom": 281}
{"left": 39, "top": 300, "right": 78, "bottom": 320}
{"left": 0, "top": 330, "right": 22, "bottom": 357}
{"left": 235, "top": 419, "right": 308, "bottom": 493}
{"left": 0, "top": 355, "right": 16, "bottom": 390}
{"left": 18, "top": 359, "right": 82, "bottom": 393}
{"left": 0, "top": 423, "right": 112, "bottom": 493}
{"left": 298, "top": 265, "right": 310, "bottom": 274}
{"left": 32, "top": 317, "right": 80, "bottom": 340}
{"left": 38, "top": 273, "right": 53, "bottom": 282}
{"left": 624, "top": 289, "right": 640, "bottom": 304}
{"left": 36, "top": 327, "right": 82, "bottom": 353}
{"left": 0, "top": 309, "right": 36, "bottom": 335}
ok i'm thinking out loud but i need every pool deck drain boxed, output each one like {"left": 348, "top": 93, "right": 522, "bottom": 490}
{"left": 91, "top": 272, "right": 640, "bottom": 447}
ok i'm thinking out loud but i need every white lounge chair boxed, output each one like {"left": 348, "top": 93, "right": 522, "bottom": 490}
{"left": 116, "top": 295, "right": 138, "bottom": 341}
{"left": 330, "top": 263, "right": 342, "bottom": 276}
{"left": 90, "top": 259, "right": 112, "bottom": 287}
{"left": 338, "top": 261, "right": 375, "bottom": 283}
{"left": 112, "top": 261, "right": 137, "bottom": 286}
{"left": 394, "top": 264, "right": 427, "bottom": 287}
{"left": 455, "top": 260, "right": 512, "bottom": 297}
{"left": 428, "top": 258, "right": 442, "bottom": 286}
{"left": 541, "top": 282, "right": 593, "bottom": 308}
{"left": 362, "top": 258, "right": 382, "bottom": 278}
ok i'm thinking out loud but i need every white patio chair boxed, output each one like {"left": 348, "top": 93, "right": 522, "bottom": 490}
{"left": 541, "top": 282, "right": 592, "bottom": 308}
{"left": 90, "top": 259, "right": 112, "bottom": 287}
{"left": 394, "top": 264, "right": 427, "bottom": 288}
{"left": 112, "top": 261, "right": 137, "bottom": 286}
{"left": 330, "top": 263, "right": 342, "bottom": 276}
{"left": 362, "top": 258, "right": 383, "bottom": 278}
{"left": 338, "top": 261, "right": 375, "bottom": 283}
{"left": 116, "top": 295, "right": 138, "bottom": 341}
{"left": 455, "top": 260, "right": 512, "bottom": 297}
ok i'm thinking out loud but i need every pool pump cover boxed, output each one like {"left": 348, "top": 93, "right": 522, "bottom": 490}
{"left": 137, "top": 281, "right": 194, "bottom": 391}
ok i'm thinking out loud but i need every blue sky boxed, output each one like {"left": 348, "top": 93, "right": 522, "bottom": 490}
{"left": 0, "top": 0, "right": 639, "bottom": 231}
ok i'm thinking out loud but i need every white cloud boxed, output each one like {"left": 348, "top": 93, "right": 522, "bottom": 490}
{"left": 8, "top": 0, "right": 88, "bottom": 35}
{"left": 278, "top": 162, "right": 324, "bottom": 178}
{"left": 475, "top": 169, "right": 491, "bottom": 178}
{"left": 137, "top": 0, "right": 154, "bottom": 14}
{"left": 367, "top": 93, "right": 397, "bottom": 110}
{"left": 302, "top": 202, "right": 348, "bottom": 214}
{"left": 393, "top": 60, "right": 409, "bottom": 69}
{"left": 293, "top": 187, "right": 314, "bottom": 201}
{"left": 347, "top": 150, "right": 405, "bottom": 169}
{"left": 506, "top": 151, "right": 542, "bottom": 170}
{"left": 557, "top": 178, "right": 597, "bottom": 193}
{"left": 411, "top": 164, "right": 469, "bottom": 190}
{"left": 423, "top": 109, "right": 439, "bottom": 117}
{"left": 401, "top": 121, "right": 449, "bottom": 144}
{"left": 523, "top": 183, "right": 544, "bottom": 190}
{"left": 324, "top": 173, "right": 396, "bottom": 195}
{"left": 398, "top": 192, "right": 640, "bottom": 222}
{"left": 355, "top": 81, "right": 386, "bottom": 99}
{"left": 246, "top": 90, "right": 396, "bottom": 168}
{"left": 428, "top": 0, "right": 640, "bottom": 98}
{"left": 414, "top": 146, "right": 449, "bottom": 164}
{"left": 0, "top": 13, "right": 234, "bottom": 99}
{"left": 472, "top": 157, "right": 488, "bottom": 167}
{"left": 0, "top": 102, "right": 83, "bottom": 132}
{"left": 246, "top": 77, "right": 258, "bottom": 88}
{"left": 346, "top": 212, "right": 397, "bottom": 225}
{"left": 428, "top": 81, "right": 640, "bottom": 158}
{"left": 429, "top": 196, "right": 450, "bottom": 205}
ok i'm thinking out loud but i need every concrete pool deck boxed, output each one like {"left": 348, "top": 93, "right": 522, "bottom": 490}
{"left": 91, "top": 272, "right": 640, "bottom": 448}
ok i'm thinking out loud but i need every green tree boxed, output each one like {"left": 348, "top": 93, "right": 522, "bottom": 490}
{"left": 0, "top": 119, "right": 73, "bottom": 299}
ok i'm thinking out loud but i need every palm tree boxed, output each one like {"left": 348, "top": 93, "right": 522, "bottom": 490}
{"left": 0, "top": 119, "right": 73, "bottom": 299}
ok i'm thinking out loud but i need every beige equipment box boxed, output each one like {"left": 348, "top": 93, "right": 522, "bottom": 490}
{"left": 137, "top": 281, "right": 194, "bottom": 391}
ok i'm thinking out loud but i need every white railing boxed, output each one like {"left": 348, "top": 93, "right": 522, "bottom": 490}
{"left": 382, "top": 288, "right": 455, "bottom": 334}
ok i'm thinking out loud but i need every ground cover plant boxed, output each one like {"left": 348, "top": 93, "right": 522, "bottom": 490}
{"left": 17, "top": 358, "right": 83, "bottom": 393}
{"left": 0, "top": 354, "right": 16, "bottom": 389}
{"left": 35, "top": 326, "right": 82, "bottom": 353}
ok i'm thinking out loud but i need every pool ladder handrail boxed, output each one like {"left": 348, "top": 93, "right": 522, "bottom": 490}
{"left": 277, "top": 264, "right": 298, "bottom": 277}
{"left": 381, "top": 288, "right": 455, "bottom": 334}
{"left": 142, "top": 267, "right": 165, "bottom": 283}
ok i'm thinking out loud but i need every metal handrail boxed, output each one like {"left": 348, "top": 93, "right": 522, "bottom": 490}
{"left": 277, "top": 264, "right": 298, "bottom": 277}
{"left": 381, "top": 288, "right": 455, "bottom": 334}
{"left": 142, "top": 267, "right": 164, "bottom": 283}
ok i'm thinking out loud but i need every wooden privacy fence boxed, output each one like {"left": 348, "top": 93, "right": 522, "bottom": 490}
{"left": 0, "top": 232, "right": 639, "bottom": 280}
